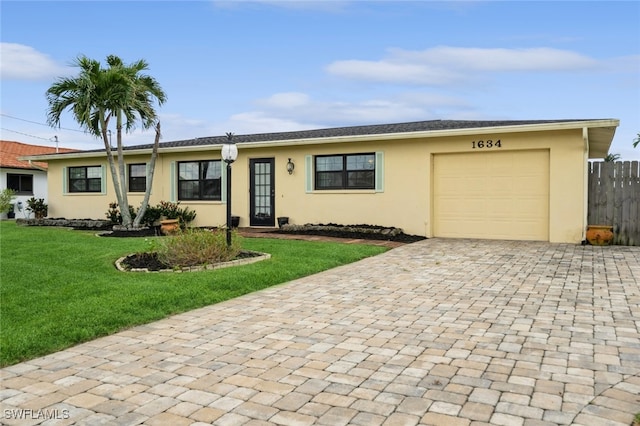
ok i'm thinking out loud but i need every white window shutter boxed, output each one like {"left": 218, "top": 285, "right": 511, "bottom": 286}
{"left": 101, "top": 165, "right": 107, "bottom": 194}
{"left": 62, "top": 167, "right": 68, "bottom": 194}
{"left": 305, "top": 155, "right": 313, "bottom": 193}
{"left": 375, "top": 152, "right": 384, "bottom": 192}
{"left": 221, "top": 162, "right": 227, "bottom": 203}
{"left": 170, "top": 161, "right": 177, "bottom": 202}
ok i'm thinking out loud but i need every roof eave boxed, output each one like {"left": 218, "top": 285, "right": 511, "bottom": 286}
{"left": 587, "top": 124, "right": 618, "bottom": 158}
{"left": 0, "top": 164, "right": 47, "bottom": 172}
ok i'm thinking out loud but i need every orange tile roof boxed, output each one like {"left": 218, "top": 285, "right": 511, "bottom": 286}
{"left": 0, "top": 140, "right": 78, "bottom": 171}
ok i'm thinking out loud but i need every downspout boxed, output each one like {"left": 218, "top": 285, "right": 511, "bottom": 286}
{"left": 582, "top": 127, "right": 589, "bottom": 243}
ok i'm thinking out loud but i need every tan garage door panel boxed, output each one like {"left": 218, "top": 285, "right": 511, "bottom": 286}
{"left": 433, "top": 150, "right": 549, "bottom": 241}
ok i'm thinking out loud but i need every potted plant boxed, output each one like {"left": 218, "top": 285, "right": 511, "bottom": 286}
{"left": 586, "top": 225, "right": 614, "bottom": 245}
{"left": 157, "top": 201, "right": 196, "bottom": 233}
{"left": 159, "top": 218, "right": 180, "bottom": 235}
{"left": 277, "top": 217, "right": 289, "bottom": 227}
{"left": 26, "top": 197, "right": 48, "bottom": 219}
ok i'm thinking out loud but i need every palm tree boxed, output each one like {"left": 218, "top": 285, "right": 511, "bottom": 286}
{"left": 604, "top": 153, "right": 621, "bottom": 162}
{"left": 46, "top": 55, "right": 167, "bottom": 228}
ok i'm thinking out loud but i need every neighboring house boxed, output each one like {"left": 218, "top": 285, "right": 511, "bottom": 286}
{"left": 0, "top": 140, "right": 76, "bottom": 219}
{"left": 24, "top": 119, "right": 618, "bottom": 243}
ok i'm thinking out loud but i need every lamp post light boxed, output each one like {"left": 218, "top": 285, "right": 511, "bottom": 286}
{"left": 221, "top": 132, "right": 238, "bottom": 247}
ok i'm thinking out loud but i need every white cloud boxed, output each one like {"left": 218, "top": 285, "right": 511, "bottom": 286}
{"left": 327, "top": 46, "right": 600, "bottom": 86}
{"left": 321, "top": 99, "right": 427, "bottom": 123}
{"left": 326, "top": 60, "right": 464, "bottom": 85}
{"left": 394, "top": 46, "right": 598, "bottom": 71}
{"left": 221, "top": 112, "right": 320, "bottom": 134}
{"left": 215, "top": 90, "right": 474, "bottom": 134}
{"left": 137, "top": 89, "right": 474, "bottom": 141}
{"left": 0, "top": 43, "right": 72, "bottom": 80}
{"left": 257, "top": 92, "right": 311, "bottom": 108}
{"left": 159, "top": 113, "right": 208, "bottom": 129}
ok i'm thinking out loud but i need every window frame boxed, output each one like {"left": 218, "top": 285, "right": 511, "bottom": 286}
{"left": 67, "top": 166, "right": 103, "bottom": 193}
{"left": 177, "top": 160, "right": 222, "bottom": 201}
{"left": 6, "top": 173, "right": 34, "bottom": 195}
{"left": 128, "top": 163, "right": 147, "bottom": 193}
{"left": 314, "top": 153, "right": 376, "bottom": 190}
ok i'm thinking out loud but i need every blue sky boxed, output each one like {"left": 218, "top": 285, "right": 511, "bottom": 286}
{"left": 1, "top": 1, "right": 639, "bottom": 158}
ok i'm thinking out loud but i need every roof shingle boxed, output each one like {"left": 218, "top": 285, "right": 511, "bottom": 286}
{"left": 0, "top": 140, "right": 77, "bottom": 170}
{"left": 114, "top": 118, "right": 603, "bottom": 151}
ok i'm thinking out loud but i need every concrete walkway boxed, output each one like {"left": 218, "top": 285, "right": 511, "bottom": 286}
{"left": 1, "top": 239, "right": 639, "bottom": 425}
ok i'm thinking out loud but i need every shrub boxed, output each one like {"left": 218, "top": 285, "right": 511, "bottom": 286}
{"left": 155, "top": 228, "right": 241, "bottom": 268}
{"left": 141, "top": 205, "right": 163, "bottom": 226}
{"left": 0, "top": 189, "right": 16, "bottom": 214}
{"left": 106, "top": 202, "right": 136, "bottom": 225}
{"left": 179, "top": 207, "right": 197, "bottom": 226}
{"left": 158, "top": 200, "right": 181, "bottom": 219}
{"left": 106, "top": 202, "right": 121, "bottom": 223}
{"left": 105, "top": 201, "right": 194, "bottom": 228}
{"left": 26, "top": 197, "right": 48, "bottom": 219}
{"left": 157, "top": 201, "right": 197, "bottom": 228}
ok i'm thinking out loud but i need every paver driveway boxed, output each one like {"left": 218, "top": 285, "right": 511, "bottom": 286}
{"left": 1, "top": 239, "right": 639, "bottom": 425}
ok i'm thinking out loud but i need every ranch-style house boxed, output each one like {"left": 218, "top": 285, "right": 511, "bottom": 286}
{"left": 24, "top": 118, "right": 619, "bottom": 243}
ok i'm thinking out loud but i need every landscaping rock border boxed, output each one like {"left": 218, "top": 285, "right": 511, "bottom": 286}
{"left": 16, "top": 218, "right": 112, "bottom": 230}
{"left": 115, "top": 250, "right": 271, "bottom": 273}
{"left": 275, "top": 223, "right": 426, "bottom": 243}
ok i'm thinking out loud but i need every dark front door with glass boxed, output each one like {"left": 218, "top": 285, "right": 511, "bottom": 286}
{"left": 250, "top": 158, "right": 275, "bottom": 227}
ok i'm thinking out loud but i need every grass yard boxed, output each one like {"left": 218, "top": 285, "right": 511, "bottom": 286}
{"left": 0, "top": 222, "right": 387, "bottom": 367}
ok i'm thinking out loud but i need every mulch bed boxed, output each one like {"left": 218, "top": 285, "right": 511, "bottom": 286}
{"left": 101, "top": 227, "right": 160, "bottom": 237}
{"left": 121, "top": 252, "right": 169, "bottom": 271}
{"left": 120, "top": 251, "right": 262, "bottom": 271}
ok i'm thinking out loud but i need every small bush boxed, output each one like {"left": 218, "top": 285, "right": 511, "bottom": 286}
{"left": 106, "top": 201, "right": 195, "bottom": 228}
{"left": 141, "top": 205, "right": 163, "bottom": 225}
{"left": 157, "top": 201, "right": 197, "bottom": 228}
{"left": 155, "top": 228, "right": 241, "bottom": 268}
{"left": 157, "top": 200, "right": 181, "bottom": 219}
{"left": 106, "top": 202, "right": 136, "bottom": 224}
{"left": 26, "top": 197, "right": 48, "bottom": 219}
{"left": 0, "top": 189, "right": 16, "bottom": 214}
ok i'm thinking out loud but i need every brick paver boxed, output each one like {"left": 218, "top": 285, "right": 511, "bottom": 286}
{"left": 1, "top": 239, "right": 639, "bottom": 425}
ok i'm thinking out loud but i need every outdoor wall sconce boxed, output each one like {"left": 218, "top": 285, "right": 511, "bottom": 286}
{"left": 287, "top": 158, "right": 295, "bottom": 175}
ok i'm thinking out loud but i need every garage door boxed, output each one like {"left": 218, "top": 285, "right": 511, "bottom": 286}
{"left": 433, "top": 150, "right": 549, "bottom": 241}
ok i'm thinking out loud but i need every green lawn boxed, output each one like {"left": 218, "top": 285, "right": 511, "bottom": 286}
{"left": 0, "top": 222, "right": 387, "bottom": 367}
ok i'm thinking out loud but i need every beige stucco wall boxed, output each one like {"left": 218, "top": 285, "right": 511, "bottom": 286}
{"left": 44, "top": 127, "right": 588, "bottom": 243}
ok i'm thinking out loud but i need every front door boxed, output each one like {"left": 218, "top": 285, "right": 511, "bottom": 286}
{"left": 250, "top": 158, "right": 275, "bottom": 227}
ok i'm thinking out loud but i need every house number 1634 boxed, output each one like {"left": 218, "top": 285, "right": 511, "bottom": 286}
{"left": 472, "top": 140, "right": 502, "bottom": 149}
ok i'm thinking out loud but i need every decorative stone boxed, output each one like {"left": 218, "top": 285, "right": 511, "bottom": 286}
{"left": 16, "top": 218, "right": 112, "bottom": 230}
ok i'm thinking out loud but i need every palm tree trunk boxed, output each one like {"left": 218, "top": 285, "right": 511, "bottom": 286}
{"left": 133, "top": 123, "right": 161, "bottom": 228}
{"left": 115, "top": 113, "right": 132, "bottom": 227}
{"left": 100, "top": 116, "right": 127, "bottom": 227}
